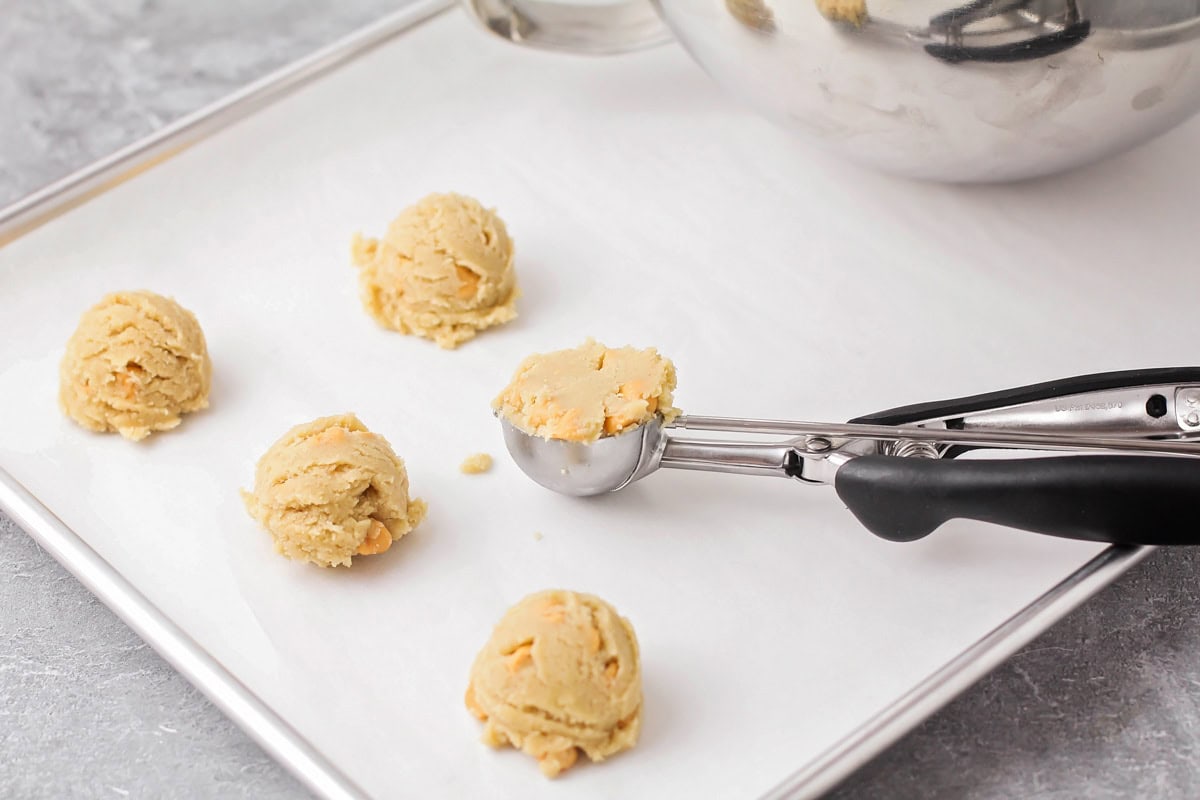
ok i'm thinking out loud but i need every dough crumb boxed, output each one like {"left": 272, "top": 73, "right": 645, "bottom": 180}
{"left": 816, "top": 0, "right": 867, "bottom": 25}
{"left": 59, "top": 290, "right": 211, "bottom": 441}
{"left": 460, "top": 453, "right": 493, "bottom": 474}
{"left": 533, "top": 531, "right": 544, "bottom": 542}
{"left": 466, "top": 589, "right": 642, "bottom": 778}
{"left": 493, "top": 338, "right": 678, "bottom": 442}
{"left": 727, "top": 0, "right": 775, "bottom": 32}
{"left": 351, "top": 192, "right": 518, "bottom": 349}
{"left": 242, "top": 414, "right": 425, "bottom": 568}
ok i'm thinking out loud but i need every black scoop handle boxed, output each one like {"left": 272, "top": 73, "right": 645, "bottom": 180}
{"left": 925, "top": 20, "right": 1091, "bottom": 64}
{"left": 834, "top": 455, "right": 1200, "bottom": 545}
{"left": 850, "top": 367, "right": 1200, "bottom": 428}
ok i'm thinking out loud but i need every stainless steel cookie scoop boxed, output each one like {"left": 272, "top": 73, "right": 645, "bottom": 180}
{"left": 501, "top": 367, "right": 1200, "bottom": 545}
{"left": 500, "top": 418, "right": 665, "bottom": 496}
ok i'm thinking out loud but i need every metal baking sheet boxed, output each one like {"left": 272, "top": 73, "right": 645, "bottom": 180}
{"left": 3, "top": 2, "right": 1192, "bottom": 797}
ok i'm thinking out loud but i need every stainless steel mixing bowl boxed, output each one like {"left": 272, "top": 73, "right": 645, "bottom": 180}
{"left": 652, "top": 0, "right": 1200, "bottom": 181}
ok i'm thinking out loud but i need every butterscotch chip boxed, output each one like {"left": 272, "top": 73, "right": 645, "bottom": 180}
{"left": 242, "top": 414, "right": 426, "bottom": 568}
{"left": 493, "top": 338, "right": 679, "bottom": 442}
{"left": 356, "top": 519, "right": 393, "bottom": 556}
{"left": 466, "top": 590, "right": 642, "bottom": 778}
{"left": 351, "top": 193, "right": 518, "bottom": 349}
{"left": 59, "top": 290, "right": 211, "bottom": 441}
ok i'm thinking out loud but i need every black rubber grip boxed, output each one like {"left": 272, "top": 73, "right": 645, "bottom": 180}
{"left": 850, "top": 367, "right": 1200, "bottom": 427}
{"left": 834, "top": 455, "right": 1200, "bottom": 545}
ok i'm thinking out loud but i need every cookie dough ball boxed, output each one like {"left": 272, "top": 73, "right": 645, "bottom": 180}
{"left": 493, "top": 338, "right": 679, "bottom": 442}
{"left": 465, "top": 590, "right": 642, "bottom": 778}
{"left": 59, "top": 290, "right": 211, "bottom": 441}
{"left": 351, "top": 193, "right": 518, "bottom": 349}
{"left": 242, "top": 414, "right": 426, "bottom": 568}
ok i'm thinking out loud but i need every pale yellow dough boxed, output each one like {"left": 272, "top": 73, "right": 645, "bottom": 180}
{"left": 242, "top": 414, "right": 426, "bottom": 568}
{"left": 727, "top": 0, "right": 775, "bottom": 32}
{"left": 351, "top": 193, "right": 518, "bottom": 349}
{"left": 460, "top": 453, "right": 493, "bottom": 474}
{"left": 465, "top": 589, "right": 642, "bottom": 778}
{"left": 59, "top": 290, "right": 211, "bottom": 441}
{"left": 816, "top": 0, "right": 866, "bottom": 25}
{"left": 493, "top": 339, "right": 679, "bottom": 442}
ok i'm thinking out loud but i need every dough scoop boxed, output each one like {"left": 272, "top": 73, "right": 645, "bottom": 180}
{"left": 501, "top": 367, "right": 1200, "bottom": 545}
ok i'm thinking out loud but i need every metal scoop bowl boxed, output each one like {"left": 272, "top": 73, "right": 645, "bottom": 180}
{"left": 499, "top": 418, "right": 667, "bottom": 496}
{"left": 501, "top": 414, "right": 808, "bottom": 496}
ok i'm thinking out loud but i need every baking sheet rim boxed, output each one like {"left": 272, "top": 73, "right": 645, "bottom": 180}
{"left": 0, "top": 4, "right": 1153, "bottom": 796}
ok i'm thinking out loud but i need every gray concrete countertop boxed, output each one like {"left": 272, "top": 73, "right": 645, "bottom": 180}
{"left": 4, "top": 2, "right": 1200, "bottom": 797}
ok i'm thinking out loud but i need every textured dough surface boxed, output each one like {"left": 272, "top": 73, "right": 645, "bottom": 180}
{"left": 59, "top": 290, "right": 211, "bottom": 441}
{"left": 465, "top": 589, "right": 642, "bottom": 778}
{"left": 493, "top": 338, "right": 679, "bottom": 442}
{"left": 816, "top": 0, "right": 866, "bottom": 24}
{"left": 351, "top": 192, "right": 518, "bottom": 349}
{"left": 242, "top": 414, "right": 426, "bottom": 568}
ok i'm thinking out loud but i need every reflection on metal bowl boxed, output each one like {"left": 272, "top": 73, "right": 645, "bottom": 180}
{"left": 653, "top": 0, "right": 1200, "bottom": 181}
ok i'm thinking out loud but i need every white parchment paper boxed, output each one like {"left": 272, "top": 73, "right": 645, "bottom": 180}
{"left": 4, "top": 8, "right": 1197, "bottom": 798}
